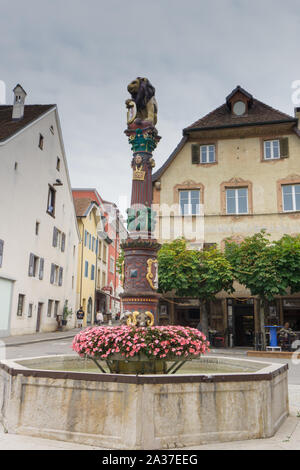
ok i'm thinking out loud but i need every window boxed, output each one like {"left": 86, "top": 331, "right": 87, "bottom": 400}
{"left": 50, "top": 125, "right": 54, "bottom": 135}
{"left": 264, "top": 140, "right": 280, "bottom": 160}
{"left": 263, "top": 138, "right": 289, "bottom": 160}
{"left": 91, "top": 264, "right": 95, "bottom": 281}
{"left": 14, "top": 162, "right": 18, "bottom": 170}
{"left": 39, "top": 134, "right": 44, "bottom": 150}
{"left": 89, "top": 234, "right": 91, "bottom": 250}
{"left": 50, "top": 264, "right": 61, "bottom": 285}
{"left": 54, "top": 301, "right": 59, "bottom": 317}
{"left": 85, "top": 261, "right": 89, "bottom": 277}
{"left": 201, "top": 145, "right": 216, "bottom": 164}
{"left": 110, "top": 256, "right": 115, "bottom": 274}
{"left": 47, "top": 300, "right": 53, "bottom": 317}
{"left": 0, "top": 240, "right": 4, "bottom": 268}
{"left": 47, "top": 186, "right": 56, "bottom": 216}
{"left": 92, "top": 237, "right": 95, "bottom": 252}
{"left": 102, "top": 271, "right": 106, "bottom": 287}
{"left": 179, "top": 190, "right": 201, "bottom": 215}
{"left": 17, "top": 294, "right": 25, "bottom": 316}
{"left": 29, "top": 254, "right": 44, "bottom": 280}
{"left": 35, "top": 221, "right": 40, "bottom": 235}
{"left": 53, "top": 227, "right": 65, "bottom": 252}
{"left": 56, "top": 157, "right": 60, "bottom": 171}
{"left": 28, "top": 303, "right": 33, "bottom": 318}
{"left": 282, "top": 184, "right": 300, "bottom": 212}
{"left": 191, "top": 144, "right": 216, "bottom": 164}
{"left": 84, "top": 230, "right": 88, "bottom": 247}
{"left": 226, "top": 188, "right": 248, "bottom": 215}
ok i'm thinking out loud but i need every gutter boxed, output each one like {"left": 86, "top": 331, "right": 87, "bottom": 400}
{"left": 183, "top": 119, "right": 297, "bottom": 135}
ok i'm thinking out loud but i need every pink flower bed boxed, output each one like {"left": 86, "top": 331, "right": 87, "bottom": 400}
{"left": 72, "top": 325, "right": 210, "bottom": 360}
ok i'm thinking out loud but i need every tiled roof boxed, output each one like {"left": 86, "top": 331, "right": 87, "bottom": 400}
{"left": 73, "top": 197, "right": 97, "bottom": 217}
{"left": 184, "top": 97, "right": 296, "bottom": 133}
{"left": 0, "top": 104, "right": 55, "bottom": 141}
{"left": 153, "top": 87, "right": 298, "bottom": 182}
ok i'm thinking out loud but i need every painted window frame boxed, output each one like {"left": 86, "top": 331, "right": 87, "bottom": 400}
{"left": 282, "top": 184, "right": 300, "bottom": 212}
{"left": 264, "top": 139, "right": 280, "bottom": 160}
{"left": 226, "top": 187, "right": 249, "bottom": 215}
{"left": 179, "top": 189, "right": 201, "bottom": 216}
{"left": 200, "top": 144, "right": 216, "bottom": 164}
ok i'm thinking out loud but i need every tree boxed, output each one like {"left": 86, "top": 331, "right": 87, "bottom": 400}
{"left": 158, "top": 239, "right": 234, "bottom": 336}
{"left": 225, "top": 231, "right": 300, "bottom": 348}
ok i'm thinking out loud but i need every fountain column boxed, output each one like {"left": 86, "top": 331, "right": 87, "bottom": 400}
{"left": 120, "top": 77, "right": 161, "bottom": 325}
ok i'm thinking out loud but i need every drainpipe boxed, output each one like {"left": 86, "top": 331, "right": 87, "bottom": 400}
{"left": 80, "top": 221, "right": 84, "bottom": 312}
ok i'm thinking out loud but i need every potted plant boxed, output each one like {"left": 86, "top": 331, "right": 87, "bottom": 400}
{"left": 62, "top": 303, "right": 73, "bottom": 327}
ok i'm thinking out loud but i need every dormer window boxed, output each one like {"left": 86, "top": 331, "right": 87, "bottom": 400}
{"left": 226, "top": 86, "right": 253, "bottom": 117}
{"left": 233, "top": 101, "right": 246, "bottom": 116}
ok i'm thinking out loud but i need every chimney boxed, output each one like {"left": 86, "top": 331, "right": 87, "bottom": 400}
{"left": 295, "top": 107, "right": 300, "bottom": 130}
{"left": 12, "top": 84, "right": 27, "bottom": 120}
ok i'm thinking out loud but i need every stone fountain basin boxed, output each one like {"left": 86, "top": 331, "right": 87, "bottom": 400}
{"left": 0, "top": 355, "right": 289, "bottom": 450}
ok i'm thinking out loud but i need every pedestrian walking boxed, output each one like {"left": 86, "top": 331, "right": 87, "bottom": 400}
{"left": 76, "top": 306, "right": 84, "bottom": 329}
{"left": 96, "top": 311, "right": 104, "bottom": 326}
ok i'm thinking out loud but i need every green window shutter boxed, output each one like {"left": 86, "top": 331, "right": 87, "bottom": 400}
{"left": 191, "top": 145, "right": 200, "bottom": 164}
{"left": 280, "top": 138, "right": 289, "bottom": 158}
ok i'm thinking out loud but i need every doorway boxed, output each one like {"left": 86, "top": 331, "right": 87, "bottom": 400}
{"left": 36, "top": 302, "right": 43, "bottom": 332}
{"left": 233, "top": 302, "right": 254, "bottom": 347}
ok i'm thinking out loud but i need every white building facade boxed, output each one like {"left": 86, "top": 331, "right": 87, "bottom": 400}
{"left": 0, "top": 85, "right": 79, "bottom": 336}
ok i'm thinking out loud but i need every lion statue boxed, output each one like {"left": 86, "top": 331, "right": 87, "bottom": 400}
{"left": 126, "top": 77, "right": 158, "bottom": 126}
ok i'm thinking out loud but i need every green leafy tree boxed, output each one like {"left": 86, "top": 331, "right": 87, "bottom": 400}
{"left": 158, "top": 239, "right": 234, "bottom": 336}
{"left": 225, "top": 231, "right": 300, "bottom": 348}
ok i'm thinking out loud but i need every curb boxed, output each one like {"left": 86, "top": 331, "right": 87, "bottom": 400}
{"left": 2, "top": 332, "right": 76, "bottom": 348}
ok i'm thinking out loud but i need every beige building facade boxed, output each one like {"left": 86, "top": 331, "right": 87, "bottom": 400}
{"left": 153, "top": 86, "right": 300, "bottom": 347}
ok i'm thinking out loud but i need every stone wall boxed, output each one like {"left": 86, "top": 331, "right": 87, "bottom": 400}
{"left": 0, "top": 356, "right": 289, "bottom": 449}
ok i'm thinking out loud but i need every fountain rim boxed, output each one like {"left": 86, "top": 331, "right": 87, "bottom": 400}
{"left": 0, "top": 354, "right": 288, "bottom": 385}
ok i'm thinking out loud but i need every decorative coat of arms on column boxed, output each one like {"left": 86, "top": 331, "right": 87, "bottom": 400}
{"left": 146, "top": 258, "right": 158, "bottom": 290}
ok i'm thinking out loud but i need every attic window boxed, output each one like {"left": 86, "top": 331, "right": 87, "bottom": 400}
{"left": 233, "top": 101, "right": 246, "bottom": 116}
{"left": 39, "top": 134, "right": 44, "bottom": 150}
{"left": 50, "top": 125, "right": 54, "bottom": 135}
{"left": 56, "top": 157, "right": 60, "bottom": 171}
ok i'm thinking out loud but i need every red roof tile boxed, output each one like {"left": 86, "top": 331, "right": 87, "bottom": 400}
{"left": 184, "top": 88, "right": 296, "bottom": 132}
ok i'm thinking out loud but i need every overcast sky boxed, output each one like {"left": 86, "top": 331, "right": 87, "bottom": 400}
{"left": 1, "top": 0, "right": 300, "bottom": 212}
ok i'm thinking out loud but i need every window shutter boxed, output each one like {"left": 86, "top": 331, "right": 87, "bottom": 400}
{"left": 39, "top": 258, "right": 44, "bottom": 280}
{"left": 280, "top": 138, "right": 289, "bottom": 158}
{"left": 28, "top": 253, "right": 35, "bottom": 277}
{"left": 0, "top": 240, "right": 4, "bottom": 267}
{"left": 50, "top": 263, "right": 55, "bottom": 284}
{"left": 53, "top": 227, "right": 58, "bottom": 247}
{"left": 58, "top": 267, "right": 63, "bottom": 286}
{"left": 61, "top": 233, "right": 66, "bottom": 252}
{"left": 191, "top": 145, "right": 200, "bottom": 164}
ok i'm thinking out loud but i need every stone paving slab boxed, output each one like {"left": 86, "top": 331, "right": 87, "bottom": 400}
{"left": 180, "top": 417, "right": 300, "bottom": 450}
{"left": 0, "top": 329, "right": 79, "bottom": 347}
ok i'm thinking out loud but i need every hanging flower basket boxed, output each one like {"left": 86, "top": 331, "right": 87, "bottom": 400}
{"left": 72, "top": 325, "right": 210, "bottom": 375}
